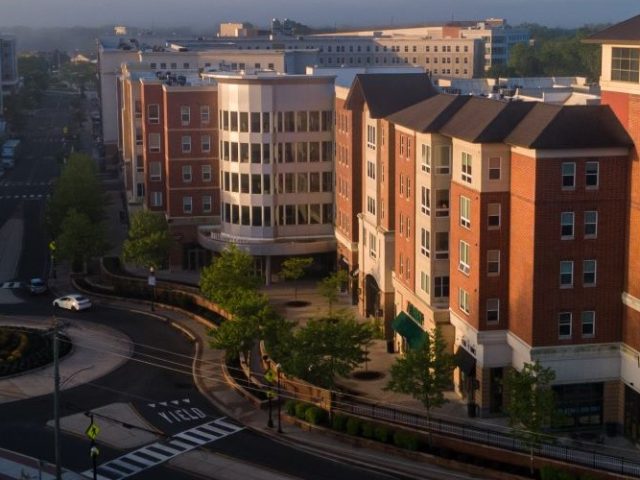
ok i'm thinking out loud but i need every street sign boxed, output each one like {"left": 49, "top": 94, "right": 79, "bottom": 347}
{"left": 148, "top": 275, "right": 156, "bottom": 287}
{"left": 48, "top": 241, "right": 56, "bottom": 252}
{"left": 85, "top": 422, "right": 100, "bottom": 440}
{"left": 90, "top": 446, "right": 100, "bottom": 458}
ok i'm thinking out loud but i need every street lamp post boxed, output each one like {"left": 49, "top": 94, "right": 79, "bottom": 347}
{"left": 148, "top": 266, "right": 156, "bottom": 312}
{"left": 263, "top": 355, "right": 274, "bottom": 429}
{"left": 276, "top": 363, "right": 283, "bottom": 433}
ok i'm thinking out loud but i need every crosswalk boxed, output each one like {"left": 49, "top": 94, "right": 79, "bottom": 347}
{"left": 0, "top": 180, "right": 54, "bottom": 187}
{"left": 82, "top": 417, "right": 243, "bottom": 479}
{"left": 0, "top": 194, "right": 50, "bottom": 200}
{"left": 0, "top": 282, "right": 23, "bottom": 289}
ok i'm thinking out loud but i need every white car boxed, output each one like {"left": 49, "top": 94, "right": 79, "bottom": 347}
{"left": 52, "top": 294, "right": 92, "bottom": 311}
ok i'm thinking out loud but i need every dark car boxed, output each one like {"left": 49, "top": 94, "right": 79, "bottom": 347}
{"left": 29, "top": 278, "right": 48, "bottom": 295}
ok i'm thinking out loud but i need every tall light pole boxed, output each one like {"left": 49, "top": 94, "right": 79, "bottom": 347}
{"left": 276, "top": 363, "right": 282, "bottom": 433}
{"left": 53, "top": 318, "right": 61, "bottom": 480}
{"left": 148, "top": 266, "right": 156, "bottom": 312}
{"left": 263, "top": 355, "right": 274, "bottom": 428}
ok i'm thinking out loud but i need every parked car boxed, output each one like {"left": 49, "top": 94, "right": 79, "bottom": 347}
{"left": 52, "top": 294, "right": 92, "bottom": 311}
{"left": 29, "top": 278, "right": 48, "bottom": 295}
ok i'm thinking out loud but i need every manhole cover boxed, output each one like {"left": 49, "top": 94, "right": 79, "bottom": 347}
{"left": 351, "top": 371, "right": 384, "bottom": 381}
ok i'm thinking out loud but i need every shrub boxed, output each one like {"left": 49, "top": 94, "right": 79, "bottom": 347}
{"left": 345, "top": 417, "right": 362, "bottom": 436}
{"left": 331, "top": 413, "right": 348, "bottom": 432}
{"left": 305, "top": 406, "right": 328, "bottom": 425}
{"left": 294, "top": 402, "right": 310, "bottom": 420}
{"left": 393, "top": 431, "right": 419, "bottom": 451}
{"left": 374, "top": 425, "right": 390, "bottom": 443}
{"left": 361, "top": 422, "right": 374, "bottom": 439}
{"left": 284, "top": 400, "right": 297, "bottom": 416}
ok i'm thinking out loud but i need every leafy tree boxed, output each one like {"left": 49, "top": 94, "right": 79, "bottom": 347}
{"left": 385, "top": 326, "right": 454, "bottom": 441}
{"left": 46, "top": 153, "right": 107, "bottom": 237}
{"left": 122, "top": 211, "right": 172, "bottom": 269}
{"left": 317, "top": 269, "right": 348, "bottom": 314}
{"left": 282, "top": 313, "right": 373, "bottom": 388}
{"left": 56, "top": 209, "right": 108, "bottom": 272}
{"left": 505, "top": 361, "right": 558, "bottom": 439}
{"left": 208, "top": 315, "right": 259, "bottom": 363}
{"left": 280, "top": 257, "right": 313, "bottom": 300}
{"left": 199, "top": 245, "right": 260, "bottom": 310}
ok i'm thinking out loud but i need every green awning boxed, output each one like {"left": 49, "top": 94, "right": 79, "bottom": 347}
{"left": 392, "top": 312, "right": 426, "bottom": 350}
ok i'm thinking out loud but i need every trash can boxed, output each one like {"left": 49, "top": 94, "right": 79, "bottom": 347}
{"left": 467, "top": 402, "right": 477, "bottom": 418}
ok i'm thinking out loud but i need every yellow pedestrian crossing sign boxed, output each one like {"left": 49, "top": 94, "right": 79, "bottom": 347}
{"left": 85, "top": 422, "right": 100, "bottom": 440}
{"left": 264, "top": 368, "right": 276, "bottom": 384}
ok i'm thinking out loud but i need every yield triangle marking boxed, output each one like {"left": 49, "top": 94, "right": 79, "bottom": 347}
{"left": 182, "top": 398, "right": 190, "bottom": 404}
{"left": 159, "top": 402, "right": 168, "bottom": 407}
{"left": 170, "top": 400, "right": 180, "bottom": 405}
{"left": 148, "top": 403, "right": 156, "bottom": 409}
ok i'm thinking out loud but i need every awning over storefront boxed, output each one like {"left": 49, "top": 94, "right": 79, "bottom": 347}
{"left": 455, "top": 347, "right": 477, "bottom": 375}
{"left": 392, "top": 312, "right": 426, "bottom": 350}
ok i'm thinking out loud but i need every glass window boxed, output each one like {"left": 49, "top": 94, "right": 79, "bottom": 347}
{"left": 488, "top": 203, "right": 500, "bottom": 229}
{"left": 297, "top": 173, "right": 308, "bottom": 193}
{"left": 231, "top": 142, "right": 238, "bottom": 162}
{"left": 558, "top": 312, "right": 572, "bottom": 339}
{"left": 284, "top": 143, "right": 294, "bottom": 163}
{"left": 435, "top": 276, "right": 449, "bottom": 298}
{"left": 240, "top": 143, "right": 249, "bottom": 163}
{"left": 231, "top": 173, "right": 239, "bottom": 192}
{"left": 231, "top": 204, "right": 239, "bottom": 224}
{"left": 251, "top": 143, "right": 261, "bottom": 164}
{"left": 203, "top": 195, "right": 212, "bottom": 213}
{"left": 585, "top": 211, "right": 598, "bottom": 238}
{"left": 488, "top": 157, "right": 501, "bottom": 180}
{"left": 585, "top": 162, "right": 599, "bottom": 189}
{"left": 262, "top": 112, "right": 271, "bottom": 133}
{"left": 487, "top": 250, "right": 500, "bottom": 275}
{"left": 200, "top": 105, "right": 210, "bottom": 124}
{"left": 459, "top": 288, "right": 470, "bottom": 314}
{"left": 148, "top": 104, "right": 160, "bottom": 124}
{"left": 181, "top": 135, "right": 191, "bottom": 153}
{"left": 460, "top": 196, "right": 471, "bottom": 228}
{"left": 296, "top": 111, "right": 308, "bottom": 132}
{"left": 321, "top": 111, "right": 332, "bottom": 132}
{"left": 251, "top": 174, "right": 262, "bottom": 194}
{"left": 322, "top": 141, "right": 333, "bottom": 162}
{"left": 230, "top": 111, "right": 238, "bottom": 131}
{"left": 582, "top": 311, "right": 595, "bottom": 338}
{"left": 583, "top": 260, "right": 597, "bottom": 286}
{"left": 252, "top": 206, "right": 262, "bottom": 226}
{"left": 322, "top": 172, "right": 333, "bottom": 192}
{"left": 309, "top": 142, "right": 320, "bottom": 162}
{"left": 421, "top": 187, "right": 430, "bottom": 215}
{"left": 435, "top": 232, "right": 449, "bottom": 260}
{"left": 239, "top": 112, "right": 249, "bottom": 132}
{"left": 459, "top": 241, "right": 470, "bottom": 274}
{"left": 487, "top": 298, "right": 499, "bottom": 323}
{"left": 611, "top": 47, "right": 639, "bottom": 82}
{"left": 562, "top": 162, "right": 575, "bottom": 189}
{"left": 148, "top": 133, "right": 161, "bottom": 153}
{"left": 251, "top": 112, "right": 261, "bottom": 132}
{"left": 180, "top": 106, "right": 190, "bottom": 125}
{"left": 309, "top": 172, "right": 320, "bottom": 192}
{"left": 421, "top": 144, "right": 431, "bottom": 173}
{"left": 222, "top": 110, "right": 229, "bottom": 130}
{"left": 296, "top": 142, "right": 308, "bottom": 162}
{"left": 420, "top": 228, "right": 430, "bottom": 257}
{"left": 202, "top": 165, "right": 212, "bottom": 182}
{"left": 284, "top": 173, "right": 295, "bottom": 193}
{"left": 297, "top": 204, "right": 309, "bottom": 224}
{"left": 149, "top": 161, "right": 161, "bottom": 181}
{"left": 182, "top": 196, "right": 192, "bottom": 214}
{"left": 561, "top": 212, "right": 575, "bottom": 239}
{"left": 263, "top": 143, "right": 271, "bottom": 164}
{"left": 309, "top": 111, "right": 320, "bottom": 131}
{"left": 201, "top": 135, "right": 211, "bottom": 153}
{"left": 240, "top": 174, "right": 250, "bottom": 193}
{"left": 241, "top": 205, "right": 250, "bottom": 226}
{"left": 461, "top": 152, "right": 472, "bottom": 183}
{"left": 436, "top": 189, "right": 449, "bottom": 217}
{"left": 284, "top": 112, "right": 295, "bottom": 132}
{"left": 560, "top": 260, "right": 574, "bottom": 287}
{"left": 182, "top": 165, "right": 192, "bottom": 182}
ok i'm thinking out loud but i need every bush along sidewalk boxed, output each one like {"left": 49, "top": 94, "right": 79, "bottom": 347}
{"left": 282, "top": 400, "right": 543, "bottom": 479}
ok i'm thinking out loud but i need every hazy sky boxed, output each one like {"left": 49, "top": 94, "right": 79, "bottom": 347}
{"left": 0, "top": 0, "right": 638, "bottom": 29}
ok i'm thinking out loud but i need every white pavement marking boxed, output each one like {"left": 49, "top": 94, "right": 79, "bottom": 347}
{"left": 82, "top": 417, "right": 243, "bottom": 479}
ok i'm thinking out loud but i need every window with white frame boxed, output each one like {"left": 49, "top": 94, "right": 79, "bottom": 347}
{"left": 181, "top": 135, "right": 192, "bottom": 153}
{"left": 151, "top": 191, "right": 163, "bottom": 207}
{"left": 435, "top": 232, "right": 449, "bottom": 259}
{"left": 558, "top": 312, "right": 572, "bottom": 339}
{"left": 367, "top": 160, "right": 376, "bottom": 179}
{"left": 367, "top": 125, "right": 376, "bottom": 149}
{"left": 436, "top": 145, "right": 451, "bottom": 174}
{"left": 487, "top": 298, "right": 499, "bottom": 323}
{"left": 611, "top": 47, "right": 640, "bottom": 82}
{"left": 201, "top": 135, "right": 211, "bottom": 153}
{"left": 585, "top": 161, "right": 599, "bottom": 189}
{"left": 584, "top": 211, "right": 598, "bottom": 238}
{"left": 459, "top": 288, "right": 470, "bottom": 314}
{"left": 583, "top": 260, "right": 597, "bottom": 286}
{"left": 421, "top": 228, "right": 430, "bottom": 257}
{"left": 180, "top": 106, "right": 190, "bottom": 126}
{"left": 561, "top": 162, "right": 575, "bottom": 189}
{"left": 461, "top": 152, "right": 472, "bottom": 183}
{"left": 459, "top": 241, "right": 470, "bottom": 274}
{"left": 148, "top": 104, "right": 160, "bottom": 124}
{"left": 561, "top": 212, "right": 575, "bottom": 239}
{"left": 488, "top": 203, "right": 500, "bottom": 229}
{"left": 149, "top": 161, "right": 161, "bottom": 181}
{"left": 420, "top": 271, "right": 430, "bottom": 294}
{"left": 487, "top": 250, "right": 500, "bottom": 275}
{"left": 148, "top": 133, "right": 161, "bottom": 153}
{"left": 183, "top": 196, "right": 193, "bottom": 214}
{"left": 435, "top": 276, "right": 449, "bottom": 298}
{"left": 202, "top": 165, "right": 212, "bottom": 182}
{"left": 182, "top": 165, "right": 192, "bottom": 183}
{"left": 369, "top": 232, "right": 377, "bottom": 258}
{"left": 460, "top": 196, "right": 471, "bottom": 228}
{"left": 421, "top": 187, "right": 430, "bottom": 215}
{"left": 581, "top": 311, "right": 595, "bottom": 338}
{"left": 202, "top": 195, "right": 212, "bottom": 213}
{"left": 200, "top": 105, "right": 210, "bottom": 124}
{"left": 488, "top": 157, "right": 501, "bottom": 180}
{"left": 560, "top": 261, "right": 574, "bottom": 287}
{"left": 421, "top": 144, "right": 431, "bottom": 173}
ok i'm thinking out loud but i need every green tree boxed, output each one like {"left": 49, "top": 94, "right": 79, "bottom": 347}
{"left": 317, "top": 269, "right": 348, "bottom": 314}
{"left": 508, "top": 43, "right": 541, "bottom": 77}
{"left": 199, "top": 245, "right": 260, "bottom": 310}
{"left": 208, "top": 315, "right": 259, "bottom": 363}
{"left": 56, "top": 209, "right": 108, "bottom": 272}
{"left": 122, "top": 211, "right": 173, "bottom": 269}
{"left": 46, "top": 153, "right": 107, "bottom": 237}
{"left": 504, "top": 361, "right": 557, "bottom": 439}
{"left": 282, "top": 313, "right": 373, "bottom": 388}
{"left": 385, "top": 326, "right": 454, "bottom": 441}
{"left": 280, "top": 257, "right": 313, "bottom": 300}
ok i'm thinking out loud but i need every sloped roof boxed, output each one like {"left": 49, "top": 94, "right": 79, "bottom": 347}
{"left": 584, "top": 15, "right": 640, "bottom": 44}
{"left": 344, "top": 73, "right": 437, "bottom": 118}
{"left": 440, "top": 97, "right": 536, "bottom": 143}
{"left": 386, "top": 94, "right": 472, "bottom": 133}
{"left": 505, "top": 103, "right": 633, "bottom": 149}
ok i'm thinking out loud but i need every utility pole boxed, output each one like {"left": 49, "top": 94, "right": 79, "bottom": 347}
{"left": 53, "top": 318, "right": 62, "bottom": 480}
